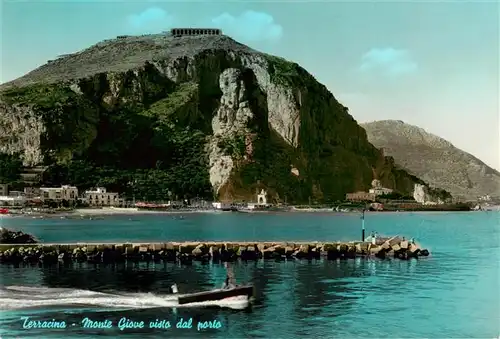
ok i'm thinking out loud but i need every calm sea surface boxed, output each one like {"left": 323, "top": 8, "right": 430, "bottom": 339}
{"left": 0, "top": 211, "right": 499, "bottom": 338}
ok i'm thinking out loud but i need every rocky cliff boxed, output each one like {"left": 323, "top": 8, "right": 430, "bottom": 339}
{"left": 361, "top": 120, "right": 500, "bottom": 201}
{"left": 0, "top": 34, "right": 446, "bottom": 203}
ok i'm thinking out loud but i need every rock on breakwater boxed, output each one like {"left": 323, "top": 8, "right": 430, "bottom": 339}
{"left": 0, "top": 237, "right": 429, "bottom": 264}
{"left": 0, "top": 227, "right": 38, "bottom": 244}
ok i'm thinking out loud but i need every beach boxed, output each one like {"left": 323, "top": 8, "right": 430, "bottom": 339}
{"left": 74, "top": 207, "right": 152, "bottom": 215}
{"left": 75, "top": 207, "right": 228, "bottom": 215}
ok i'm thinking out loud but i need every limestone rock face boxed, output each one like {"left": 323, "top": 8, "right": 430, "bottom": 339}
{"left": 0, "top": 34, "right": 445, "bottom": 203}
{"left": 0, "top": 101, "right": 45, "bottom": 166}
{"left": 208, "top": 68, "right": 254, "bottom": 193}
{"left": 213, "top": 68, "right": 253, "bottom": 136}
{"left": 413, "top": 184, "right": 427, "bottom": 204}
{"left": 413, "top": 184, "right": 443, "bottom": 204}
{"left": 208, "top": 146, "right": 233, "bottom": 194}
{"left": 240, "top": 54, "right": 301, "bottom": 147}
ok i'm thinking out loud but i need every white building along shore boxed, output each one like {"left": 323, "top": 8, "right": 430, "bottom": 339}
{"left": 83, "top": 187, "right": 123, "bottom": 206}
{"left": 40, "top": 185, "right": 78, "bottom": 201}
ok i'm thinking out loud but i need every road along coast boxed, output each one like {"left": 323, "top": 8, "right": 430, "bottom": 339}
{"left": 0, "top": 237, "right": 429, "bottom": 264}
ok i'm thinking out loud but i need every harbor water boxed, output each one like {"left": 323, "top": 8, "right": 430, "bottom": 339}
{"left": 0, "top": 211, "right": 499, "bottom": 338}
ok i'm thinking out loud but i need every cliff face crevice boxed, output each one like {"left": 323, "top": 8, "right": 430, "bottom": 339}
{"left": 0, "top": 34, "right": 446, "bottom": 203}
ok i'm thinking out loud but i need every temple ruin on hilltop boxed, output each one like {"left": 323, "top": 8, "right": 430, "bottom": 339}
{"left": 170, "top": 28, "right": 222, "bottom": 37}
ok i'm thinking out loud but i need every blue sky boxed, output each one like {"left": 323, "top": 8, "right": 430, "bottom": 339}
{"left": 1, "top": 1, "right": 498, "bottom": 170}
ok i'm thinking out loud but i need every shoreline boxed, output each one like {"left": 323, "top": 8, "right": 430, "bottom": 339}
{"left": 72, "top": 207, "right": 219, "bottom": 215}
{"left": 1, "top": 207, "right": 488, "bottom": 219}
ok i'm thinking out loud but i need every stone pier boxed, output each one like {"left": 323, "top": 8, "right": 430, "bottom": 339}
{"left": 0, "top": 237, "right": 430, "bottom": 264}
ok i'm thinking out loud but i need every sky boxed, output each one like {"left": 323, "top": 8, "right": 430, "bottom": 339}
{"left": 1, "top": 0, "right": 499, "bottom": 170}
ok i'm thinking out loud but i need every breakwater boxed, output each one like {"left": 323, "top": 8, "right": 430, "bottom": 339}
{"left": 0, "top": 237, "right": 429, "bottom": 264}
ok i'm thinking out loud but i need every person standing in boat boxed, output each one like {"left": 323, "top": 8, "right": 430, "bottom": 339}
{"left": 223, "top": 262, "right": 236, "bottom": 289}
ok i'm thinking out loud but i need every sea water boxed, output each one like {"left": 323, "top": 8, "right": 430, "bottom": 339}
{"left": 0, "top": 211, "right": 498, "bottom": 338}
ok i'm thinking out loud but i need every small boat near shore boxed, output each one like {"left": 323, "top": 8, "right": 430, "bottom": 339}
{"left": 176, "top": 285, "right": 254, "bottom": 305}
{"left": 172, "top": 262, "right": 253, "bottom": 306}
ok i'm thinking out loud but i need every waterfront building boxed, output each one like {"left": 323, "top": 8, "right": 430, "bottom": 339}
{"left": 257, "top": 189, "right": 268, "bottom": 205}
{"left": 212, "top": 202, "right": 232, "bottom": 210}
{"left": 83, "top": 187, "right": 123, "bottom": 206}
{"left": 0, "top": 195, "right": 26, "bottom": 207}
{"left": 9, "top": 191, "right": 24, "bottom": 197}
{"left": 368, "top": 179, "right": 394, "bottom": 196}
{"left": 345, "top": 191, "right": 376, "bottom": 202}
{"left": 24, "top": 187, "right": 42, "bottom": 199}
{"left": 247, "top": 189, "right": 270, "bottom": 210}
{"left": 40, "top": 187, "right": 61, "bottom": 200}
{"left": 369, "top": 187, "right": 394, "bottom": 195}
{"left": 346, "top": 180, "right": 393, "bottom": 202}
{"left": 40, "top": 185, "right": 78, "bottom": 201}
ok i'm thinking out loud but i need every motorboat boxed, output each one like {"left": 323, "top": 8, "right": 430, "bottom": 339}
{"left": 173, "top": 284, "right": 254, "bottom": 305}
{"left": 173, "top": 262, "right": 253, "bottom": 306}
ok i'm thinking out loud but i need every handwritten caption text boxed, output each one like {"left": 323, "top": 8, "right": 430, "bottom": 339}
{"left": 21, "top": 316, "right": 222, "bottom": 331}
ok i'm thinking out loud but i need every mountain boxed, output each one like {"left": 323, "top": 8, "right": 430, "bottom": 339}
{"left": 361, "top": 120, "right": 500, "bottom": 201}
{"left": 0, "top": 33, "right": 448, "bottom": 203}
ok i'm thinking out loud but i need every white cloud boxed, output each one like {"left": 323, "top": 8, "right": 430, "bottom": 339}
{"left": 359, "top": 48, "right": 418, "bottom": 76}
{"left": 127, "top": 7, "right": 175, "bottom": 33}
{"left": 211, "top": 10, "right": 283, "bottom": 43}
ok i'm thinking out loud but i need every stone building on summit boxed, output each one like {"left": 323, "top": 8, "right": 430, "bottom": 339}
{"left": 170, "top": 28, "right": 222, "bottom": 37}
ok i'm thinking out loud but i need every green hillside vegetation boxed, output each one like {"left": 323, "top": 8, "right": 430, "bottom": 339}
{"left": 1, "top": 77, "right": 212, "bottom": 201}
{"left": 0, "top": 153, "right": 23, "bottom": 184}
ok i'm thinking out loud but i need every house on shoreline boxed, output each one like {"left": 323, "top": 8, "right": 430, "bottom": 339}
{"left": 83, "top": 187, "right": 123, "bottom": 207}
{"left": 40, "top": 185, "right": 78, "bottom": 202}
{"left": 212, "top": 189, "right": 271, "bottom": 211}
{"left": 346, "top": 179, "right": 395, "bottom": 203}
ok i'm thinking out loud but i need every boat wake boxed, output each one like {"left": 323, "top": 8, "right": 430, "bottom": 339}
{"left": 0, "top": 285, "right": 250, "bottom": 311}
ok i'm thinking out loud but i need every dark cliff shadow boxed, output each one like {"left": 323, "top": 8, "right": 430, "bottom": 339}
{"left": 241, "top": 67, "right": 269, "bottom": 134}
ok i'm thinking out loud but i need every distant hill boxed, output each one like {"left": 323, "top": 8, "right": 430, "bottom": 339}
{"left": 361, "top": 120, "right": 500, "bottom": 201}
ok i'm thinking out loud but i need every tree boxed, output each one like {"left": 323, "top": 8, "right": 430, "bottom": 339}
{"left": 0, "top": 153, "right": 22, "bottom": 183}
